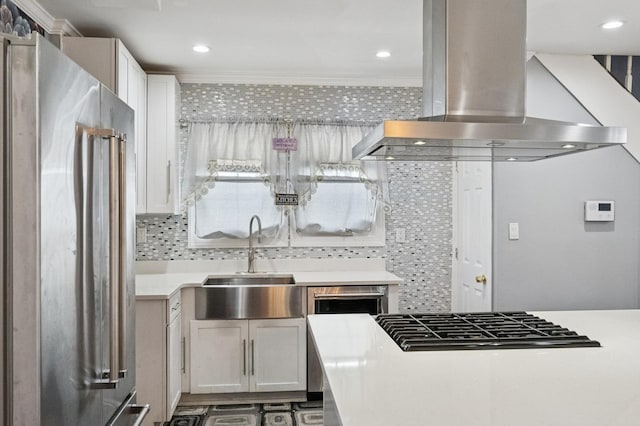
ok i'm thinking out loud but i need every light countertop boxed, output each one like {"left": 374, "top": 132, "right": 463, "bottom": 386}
{"left": 308, "top": 310, "right": 640, "bottom": 426}
{"left": 136, "top": 270, "right": 402, "bottom": 300}
{"left": 135, "top": 273, "right": 205, "bottom": 300}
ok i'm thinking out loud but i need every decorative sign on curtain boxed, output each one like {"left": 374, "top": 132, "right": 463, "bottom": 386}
{"left": 275, "top": 193, "right": 299, "bottom": 206}
{"left": 272, "top": 137, "right": 298, "bottom": 151}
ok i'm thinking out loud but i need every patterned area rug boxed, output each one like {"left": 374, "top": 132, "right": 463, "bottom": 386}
{"left": 168, "top": 402, "right": 323, "bottom": 426}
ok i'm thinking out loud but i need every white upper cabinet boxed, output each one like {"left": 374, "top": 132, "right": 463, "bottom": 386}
{"left": 62, "top": 37, "right": 148, "bottom": 213}
{"left": 145, "top": 75, "right": 181, "bottom": 214}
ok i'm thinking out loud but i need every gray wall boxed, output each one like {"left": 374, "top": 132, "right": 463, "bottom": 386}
{"left": 493, "top": 58, "right": 640, "bottom": 311}
{"left": 138, "top": 83, "right": 453, "bottom": 313}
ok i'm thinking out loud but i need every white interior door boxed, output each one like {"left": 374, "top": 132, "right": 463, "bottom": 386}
{"left": 453, "top": 161, "right": 492, "bottom": 312}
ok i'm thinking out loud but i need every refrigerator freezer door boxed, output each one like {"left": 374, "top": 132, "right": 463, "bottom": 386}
{"left": 106, "top": 391, "right": 150, "bottom": 426}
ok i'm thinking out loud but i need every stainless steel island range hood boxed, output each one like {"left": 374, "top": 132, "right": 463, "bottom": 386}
{"left": 352, "top": 0, "right": 626, "bottom": 162}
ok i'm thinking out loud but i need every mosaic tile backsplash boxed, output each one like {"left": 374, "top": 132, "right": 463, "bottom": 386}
{"left": 138, "top": 83, "right": 452, "bottom": 312}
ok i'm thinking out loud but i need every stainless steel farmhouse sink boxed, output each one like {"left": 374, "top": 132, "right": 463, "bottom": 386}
{"left": 203, "top": 274, "right": 295, "bottom": 286}
{"left": 195, "top": 274, "right": 303, "bottom": 319}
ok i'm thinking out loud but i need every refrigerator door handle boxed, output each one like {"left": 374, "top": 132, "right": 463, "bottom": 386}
{"left": 105, "top": 391, "right": 150, "bottom": 426}
{"left": 118, "top": 134, "right": 128, "bottom": 379}
{"left": 130, "top": 404, "right": 151, "bottom": 426}
{"left": 78, "top": 125, "right": 127, "bottom": 389}
{"left": 75, "top": 125, "right": 119, "bottom": 389}
{"left": 108, "top": 132, "right": 121, "bottom": 385}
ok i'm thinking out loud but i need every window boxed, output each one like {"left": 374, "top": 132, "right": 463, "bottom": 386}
{"left": 291, "top": 162, "right": 386, "bottom": 247}
{"left": 187, "top": 160, "right": 287, "bottom": 248}
{"left": 182, "top": 121, "right": 388, "bottom": 249}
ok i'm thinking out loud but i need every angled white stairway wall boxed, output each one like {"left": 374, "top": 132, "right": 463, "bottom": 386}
{"left": 535, "top": 53, "right": 640, "bottom": 164}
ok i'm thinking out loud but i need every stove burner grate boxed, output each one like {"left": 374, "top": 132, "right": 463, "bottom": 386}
{"left": 376, "top": 312, "right": 601, "bottom": 351}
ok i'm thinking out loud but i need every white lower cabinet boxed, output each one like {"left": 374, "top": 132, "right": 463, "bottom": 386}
{"left": 136, "top": 293, "right": 183, "bottom": 425}
{"left": 190, "top": 318, "right": 306, "bottom": 394}
{"left": 167, "top": 310, "right": 183, "bottom": 414}
{"left": 249, "top": 320, "right": 307, "bottom": 392}
{"left": 190, "top": 320, "right": 249, "bottom": 394}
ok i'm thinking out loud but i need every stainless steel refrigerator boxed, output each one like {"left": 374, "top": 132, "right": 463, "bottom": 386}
{"left": 1, "top": 34, "right": 148, "bottom": 425}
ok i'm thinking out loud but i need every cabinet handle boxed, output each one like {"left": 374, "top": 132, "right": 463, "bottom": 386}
{"left": 242, "top": 339, "right": 247, "bottom": 376}
{"left": 166, "top": 160, "right": 171, "bottom": 202}
{"left": 251, "top": 340, "right": 255, "bottom": 376}
{"left": 181, "top": 337, "right": 186, "bottom": 373}
{"left": 171, "top": 301, "right": 181, "bottom": 312}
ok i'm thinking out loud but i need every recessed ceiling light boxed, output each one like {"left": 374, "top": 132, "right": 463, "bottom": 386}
{"left": 506, "top": 157, "right": 518, "bottom": 161}
{"left": 413, "top": 140, "right": 426, "bottom": 145}
{"left": 193, "top": 44, "right": 210, "bottom": 53}
{"left": 561, "top": 144, "right": 576, "bottom": 149}
{"left": 376, "top": 51, "right": 391, "bottom": 58}
{"left": 385, "top": 156, "right": 395, "bottom": 160}
{"left": 601, "top": 20, "right": 624, "bottom": 30}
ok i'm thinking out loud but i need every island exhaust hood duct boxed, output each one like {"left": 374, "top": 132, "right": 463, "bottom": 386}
{"left": 352, "top": 0, "right": 626, "bottom": 162}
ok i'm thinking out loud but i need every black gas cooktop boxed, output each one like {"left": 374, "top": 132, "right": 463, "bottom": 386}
{"left": 376, "top": 312, "right": 601, "bottom": 351}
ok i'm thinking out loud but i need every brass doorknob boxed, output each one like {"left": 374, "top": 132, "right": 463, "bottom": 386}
{"left": 475, "top": 274, "right": 487, "bottom": 285}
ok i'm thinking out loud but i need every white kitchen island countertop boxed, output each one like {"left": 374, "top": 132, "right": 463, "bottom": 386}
{"left": 136, "top": 270, "right": 402, "bottom": 300}
{"left": 308, "top": 310, "right": 640, "bottom": 426}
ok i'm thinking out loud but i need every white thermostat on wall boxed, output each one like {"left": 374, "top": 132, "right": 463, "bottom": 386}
{"left": 584, "top": 200, "right": 615, "bottom": 222}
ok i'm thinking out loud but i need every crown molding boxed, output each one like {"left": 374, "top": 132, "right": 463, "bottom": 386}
{"left": 50, "top": 18, "right": 82, "bottom": 37}
{"left": 12, "top": 0, "right": 82, "bottom": 36}
{"left": 173, "top": 71, "right": 422, "bottom": 87}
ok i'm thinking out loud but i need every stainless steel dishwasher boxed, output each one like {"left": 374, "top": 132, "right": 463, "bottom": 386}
{"left": 307, "top": 285, "right": 388, "bottom": 393}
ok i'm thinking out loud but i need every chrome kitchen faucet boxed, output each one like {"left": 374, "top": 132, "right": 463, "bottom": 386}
{"left": 247, "top": 215, "right": 262, "bottom": 273}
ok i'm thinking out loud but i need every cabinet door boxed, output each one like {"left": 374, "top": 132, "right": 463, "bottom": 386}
{"left": 132, "top": 67, "right": 148, "bottom": 213}
{"left": 190, "top": 320, "right": 249, "bottom": 394}
{"left": 135, "top": 300, "right": 166, "bottom": 426}
{"left": 117, "top": 46, "right": 129, "bottom": 103}
{"left": 146, "top": 75, "right": 179, "bottom": 214}
{"left": 61, "top": 37, "right": 117, "bottom": 92}
{"left": 167, "top": 312, "right": 182, "bottom": 418}
{"left": 249, "top": 318, "right": 307, "bottom": 392}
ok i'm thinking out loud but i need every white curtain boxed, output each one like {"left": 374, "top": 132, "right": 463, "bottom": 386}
{"left": 291, "top": 123, "right": 390, "bottom": 235}
{"left": 194, "top": 180, "right": 283, "bottom": 239}
{"left": 181, "top": 121, "right": 286, "bottom": 211}
{"left": 181, "top": 120, "right": 390, "bottom": 240}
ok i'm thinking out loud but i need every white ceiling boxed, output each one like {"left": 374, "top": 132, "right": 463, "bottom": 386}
{"left": 32, "top": 0, "right": 640, "bottom": 85}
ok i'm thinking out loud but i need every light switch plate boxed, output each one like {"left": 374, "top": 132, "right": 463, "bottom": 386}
{"left": 508, "top": 223, "right": 519, "bottom": 240}
{"left": 395, "top": 228, "right": 406, "bottom": 243}
{"left": 136, "top": 226, "right": 147, "bottom": 244}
